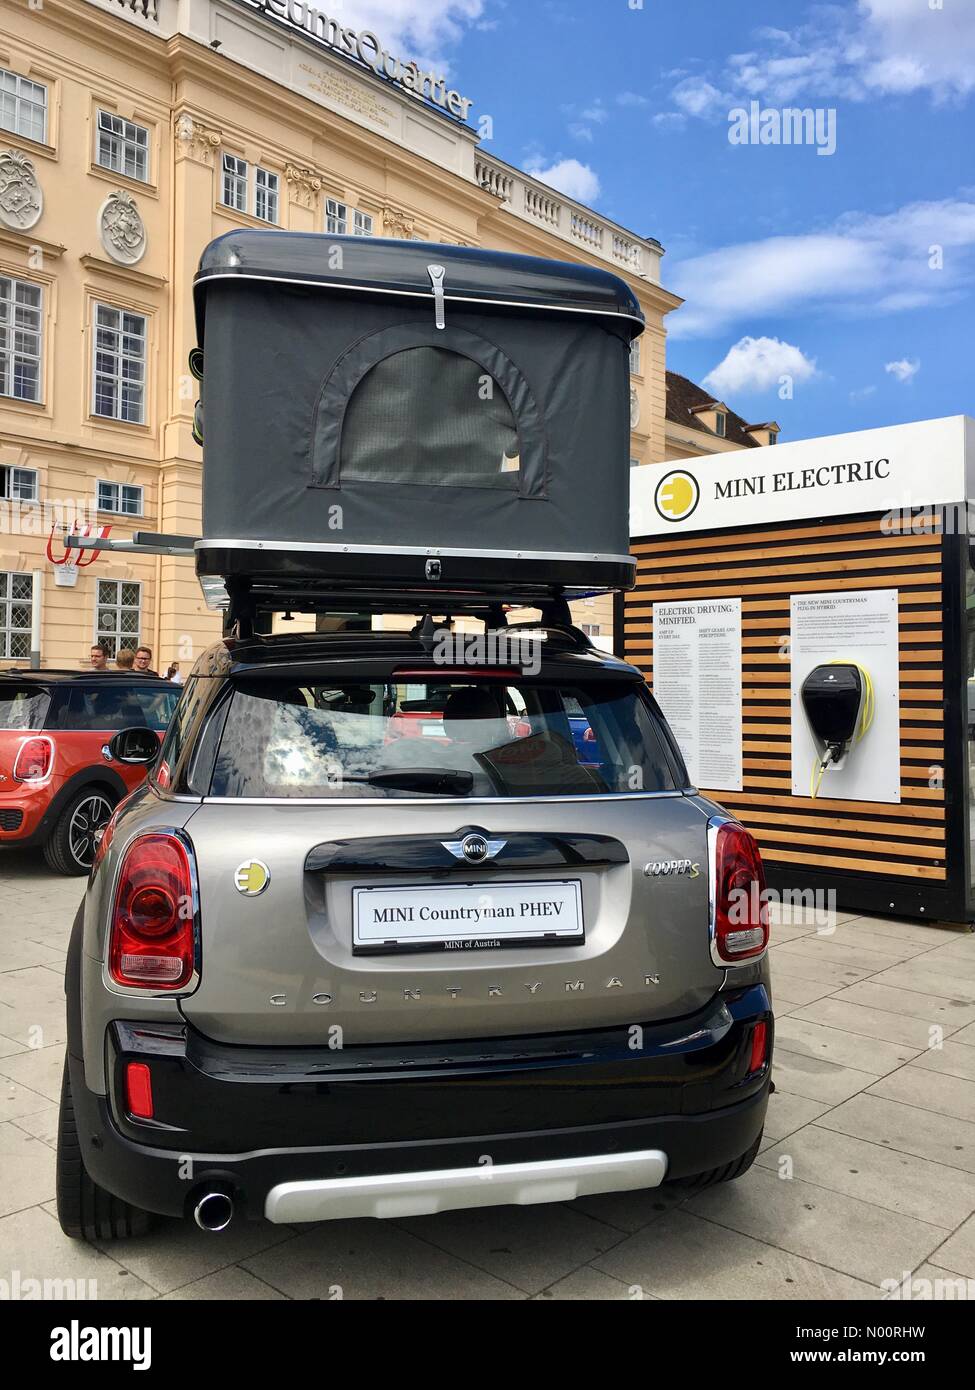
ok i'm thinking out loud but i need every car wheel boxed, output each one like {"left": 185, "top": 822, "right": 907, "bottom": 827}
{"left": 42, "top": 788, "right": 115, "bottom": 876}
{"left": 56, "top": 1058, "right": 156, "bottom": 1242}
{"left": 665, "top": 1129, "right": 763, "bottom": 1193}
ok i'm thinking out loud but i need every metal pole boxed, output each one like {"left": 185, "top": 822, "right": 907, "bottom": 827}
{"left": 30, "top": 568, "right": 42, "bottom": 669}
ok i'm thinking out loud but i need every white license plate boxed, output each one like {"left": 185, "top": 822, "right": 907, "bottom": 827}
{"left": 352, "top": 880, "right": 584, "bottom": 954}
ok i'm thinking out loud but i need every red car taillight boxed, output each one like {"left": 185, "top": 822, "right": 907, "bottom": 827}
{"left": 13, "top": 735, "right": 53, "bottom": 782}
{"left": 710, "top": 821, "right": 769, "bottom": 963}
{"left": 108, "top": 832, "right": 197, "bottom": 990}
{"left": 748, "top": 1021, "right": 770, "bottom": 1075}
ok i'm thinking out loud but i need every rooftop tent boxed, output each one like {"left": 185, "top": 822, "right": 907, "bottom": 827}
{"left": 191, "top": 232, "right": 643, "bottom": 600}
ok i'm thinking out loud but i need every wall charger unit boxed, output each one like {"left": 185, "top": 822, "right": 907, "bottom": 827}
{"left": 801, "top": 662, "right": 875, "bottom": 798}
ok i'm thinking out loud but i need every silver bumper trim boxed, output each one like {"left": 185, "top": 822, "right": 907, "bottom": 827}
{"left": 264, "top": 1149, "right": 668, "bottom": 1223}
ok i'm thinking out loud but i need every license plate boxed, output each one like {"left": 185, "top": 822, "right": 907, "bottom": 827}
{"left": 352, "top": 880, "right": 584, "bottom": 954}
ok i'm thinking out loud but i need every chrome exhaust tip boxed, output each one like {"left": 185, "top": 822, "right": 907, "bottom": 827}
{"left": 193, "top": 1190, "right": 234, "bottom": 1233}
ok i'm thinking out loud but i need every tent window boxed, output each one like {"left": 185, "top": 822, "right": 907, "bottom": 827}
{"left": 340, "top": 347, "right": 520, "bottom": 490}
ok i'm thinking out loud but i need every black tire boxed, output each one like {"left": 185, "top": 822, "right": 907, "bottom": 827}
{"left": 56, "top": 1058, "right": 156, "bottom": 1241}
{"left": 42, "top": 787, "right": 116, "bottom": 875}
{"left": 666, "top": 1129, "right": 763, "bottom": 1194}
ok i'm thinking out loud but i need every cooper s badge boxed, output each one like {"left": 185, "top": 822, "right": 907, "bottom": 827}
{"left": 644, "top": 859, "right": 701, "bottom": 878}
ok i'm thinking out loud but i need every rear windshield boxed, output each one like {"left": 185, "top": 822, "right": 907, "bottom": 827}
{"left": 210, "top": 677, "right": 678, "bottom": 799}
{"left": 47, "top": 684, "right": 180, "bottom": 732}
{"left": 0, "top": 686, "right": 51, "bottom": 730}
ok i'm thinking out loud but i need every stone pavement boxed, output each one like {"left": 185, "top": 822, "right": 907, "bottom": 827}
{"left": 1, "top": 848, "right": 974, "bottom": 1300}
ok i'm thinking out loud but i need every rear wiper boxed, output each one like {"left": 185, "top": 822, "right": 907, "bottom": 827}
{"left": 341, "top": 769, "right": 474, "bottom": 795}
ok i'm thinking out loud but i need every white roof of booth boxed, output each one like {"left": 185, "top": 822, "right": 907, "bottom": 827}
{"left": 630, "top": 414, "right": 974, "bottom": 538}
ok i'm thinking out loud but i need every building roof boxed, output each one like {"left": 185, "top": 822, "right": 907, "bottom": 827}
{"left": 665, "top": 370, "right": 760, "bottom": 447}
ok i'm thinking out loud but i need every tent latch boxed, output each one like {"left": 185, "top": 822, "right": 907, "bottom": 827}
{"left": 427, "top": 264, "right": 446, "bottom": 330}
{"left": 425, "top": 557, "right": 442, "bottom": 582}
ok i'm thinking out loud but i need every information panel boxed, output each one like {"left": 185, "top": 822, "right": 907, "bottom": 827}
{"left": 790, "top": 589, "right": 901, "bottom": 803}
{"left": 653, "top": 599, "right": 743, "bottom": 792}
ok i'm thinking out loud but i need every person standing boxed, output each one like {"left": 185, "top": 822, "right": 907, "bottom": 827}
{"left": 89, "top": 643, "right": 109, "bottom": 671}
{"left": 116, "top": 648, "right": 135, "bottom": 670}
{"left": 132, "top": 646, "right": 159, "bottom": 677}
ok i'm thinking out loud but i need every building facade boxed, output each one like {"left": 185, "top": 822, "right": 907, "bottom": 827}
{"left": 0, "top": 0, "right": 680, "bottom": 670}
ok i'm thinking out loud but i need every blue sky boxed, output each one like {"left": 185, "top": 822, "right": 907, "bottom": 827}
{"left": 343, "top": 0, "right": 975, "bottom": 444}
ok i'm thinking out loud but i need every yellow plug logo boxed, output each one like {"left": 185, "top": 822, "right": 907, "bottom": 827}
{"left": 654, "top": 470, "right": 700, "bottom": 523}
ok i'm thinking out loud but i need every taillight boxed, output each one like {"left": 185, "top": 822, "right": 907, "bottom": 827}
{"left": 108, "top": 832, "right": 197, "bottom": 991}
{"left": 13, "top": 735, "right": 53, "bottom": 783}
{"left": 710, "top": 820, "right": 769, "bottom": 964}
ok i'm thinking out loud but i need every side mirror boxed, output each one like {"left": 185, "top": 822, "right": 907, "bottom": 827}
{"left": 107, "top": 726, "right": 161, "bottom": 766}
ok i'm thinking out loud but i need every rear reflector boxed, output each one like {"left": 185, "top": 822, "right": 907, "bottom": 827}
{"left": 125, "top": 1061, "right": 153, "bottom": 1119}
{"left": 710, "top": 820, "right": 770, "bottom": 965}
{"left": 748, "top": 1021, "right": 769, "bottom": 1075}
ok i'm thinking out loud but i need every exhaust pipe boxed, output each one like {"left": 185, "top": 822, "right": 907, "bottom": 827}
{"left": 193, "top": 1189, "right": 235, "bottom": 1233}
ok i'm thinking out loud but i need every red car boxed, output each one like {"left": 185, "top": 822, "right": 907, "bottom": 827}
{"left": 0, "top": 670, "right": 180, "bottom": 874}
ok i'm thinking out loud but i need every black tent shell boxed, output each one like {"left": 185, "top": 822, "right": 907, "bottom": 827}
{"left": 193, "top": 231, "right": 643, "bottom": 599}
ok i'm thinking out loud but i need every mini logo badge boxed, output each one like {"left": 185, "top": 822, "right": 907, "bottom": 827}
{"left": 235, "top": 860, "right": 270, "bottom": 895}
{"left": 654, "top": 469, "right": 700, "bottom": 524}
{"left": 462, "top": 834, "right": 489, "bottom": 863}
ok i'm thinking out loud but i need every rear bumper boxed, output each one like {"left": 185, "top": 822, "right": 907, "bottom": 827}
{"left": 70, "top": 983, "right": 772, "bottom": 1222}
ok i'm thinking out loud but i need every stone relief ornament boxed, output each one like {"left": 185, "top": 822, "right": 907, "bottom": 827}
{"left": 0, "top": 149, "right": 44, "bottom": 231}
{"left": 99, "top": 189, "right": 147, "bottom": 265}
{"left": 174, "top": 113, "right": 221, "bottom": 165}
{"left": 285, "top": 164, "right": 323, "bottom": 211}
{"left": 382, "top": 204, "right": 416, "bottom": 240}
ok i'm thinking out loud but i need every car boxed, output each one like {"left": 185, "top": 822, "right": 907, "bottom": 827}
{"left": 0, "top": 671, "right": 180, "bottom": 875}
{"left": 57, "top": 624, "right": 773, "bottom": 1240}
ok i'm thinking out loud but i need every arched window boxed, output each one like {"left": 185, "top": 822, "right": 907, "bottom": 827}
{"left": 310, "top": 324, "right": 546, "bottom": 497}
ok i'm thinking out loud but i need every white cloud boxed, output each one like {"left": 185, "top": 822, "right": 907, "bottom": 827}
{"left": 703, "top": 336, "right": 818, "bottom": 397}
{"left": 669, "top": 196, "right": 975, "bottom": 337}
{"left": 850, "top": 385, "right": 878, "bottom": 401}
{"left": 523, "top": 157, "right": 601, "bottom": 203}
{"left": 617, "top": 91, "right": 650, "bottom": 108}
{"left": 671, "top": 76, "right": 727, "bottom": 119}
{"left": 568, "top": 123, "right": 594, "bottom": 143}
{"left": 652, "top": 111, "right": 687, "bottom": 130}
{"left": 659, "top": 0, "right": 975, "bottom": 123}
{"left": 335, "top": 0, "right": 485, "bottom": 68}
{"left": 885, "top": 357, "right": 921, "bottom": 384}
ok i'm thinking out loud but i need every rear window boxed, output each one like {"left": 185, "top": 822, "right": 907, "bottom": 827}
{"left": 0, "top": 686, "right": 51, "bottom": 730}
{"left": 48, "top": 684, "right": 180, "bottom": 732}
{"left": 210, "top": 677, "right": 678, "bottom": 799}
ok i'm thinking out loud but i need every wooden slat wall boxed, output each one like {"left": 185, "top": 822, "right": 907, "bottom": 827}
{"left": 624, "top": 513, "right": 945, "bottom": 881}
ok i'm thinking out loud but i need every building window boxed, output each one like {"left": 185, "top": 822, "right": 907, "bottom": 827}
{"left": 714, "top": 411, "right": 726, "bottom": 438}
{"left": 0, "top": 276, "right": 42, "bottom": 404}
{"left": 581, "top": 623, "right": 601, "bottom": 637}
{"left": 0, "top": 466, "right": 38, "bottom": 502}
{"left": 255, "top": 166, "right": 278, "bottom": 223}
{"left": 629, "top": 457, "right": 640, "bottom": 469}
{"left": 221, "top": 153, "right": 248, "bottom": 212}
{"left": 97, "top": 480, "right": 143, "bottom": 515}
{"left": 326, "top": 199, "right": 347, "bottom": 234}
{"left": 96, "top": 578, "right": 141, "bottom": 659}
{"left": 93, "top": 304, "right": 147, "bottom": 424}
{"left": 0, "top": 571, "right": 34, "bottom": 660}
{"left": 768, "top": 432, "right": 778, "bottom": 445}
{"left": 96, "top": 110, "right": 150, "bottom": 182}
{"left": 629, "top": 340, "right": 641, "bottom": 375}
{"left": 326, "top": 200, "right": 373, "bottom": 236}
{"left": 0, "top": 69, "right": 47, "bottom": 144}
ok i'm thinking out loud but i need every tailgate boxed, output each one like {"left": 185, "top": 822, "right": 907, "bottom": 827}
{"left": 178, "top": 795, "right": 723, "bottom": 1045}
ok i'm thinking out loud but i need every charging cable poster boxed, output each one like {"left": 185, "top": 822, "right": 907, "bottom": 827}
{"left": 790, "top": 589, "right": 901, "bottom": 804}
{"left": 653, "top": 598, "right": 743, "bottom": 792}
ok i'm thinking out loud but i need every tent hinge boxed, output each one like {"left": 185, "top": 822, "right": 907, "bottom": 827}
{"left": 427, "top": 263, "right": 446, "bottom": 330}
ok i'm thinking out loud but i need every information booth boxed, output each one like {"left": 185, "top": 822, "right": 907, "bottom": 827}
{"left": 624, "top": 416, "right": 975, "bottom": 924}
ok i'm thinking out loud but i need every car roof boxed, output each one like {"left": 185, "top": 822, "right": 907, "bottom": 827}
{"left": 191, "top": 630, "right": 644, "bottom": 682}
{"left": 0, "top": 669, "right": 174, "bottom": 688}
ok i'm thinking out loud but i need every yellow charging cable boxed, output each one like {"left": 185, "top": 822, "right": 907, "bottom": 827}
{"left": 808, "top": 661, "right": 875, "bottom": 800}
